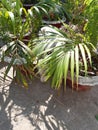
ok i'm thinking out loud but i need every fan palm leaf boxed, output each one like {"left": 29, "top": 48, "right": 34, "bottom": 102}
{"left": 33, "top": 26, "right": 94, "bottom": 90}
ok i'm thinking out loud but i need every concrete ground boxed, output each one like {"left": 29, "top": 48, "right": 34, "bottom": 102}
{"left": 0, "top": 63, "right": 98, "bottom": 130}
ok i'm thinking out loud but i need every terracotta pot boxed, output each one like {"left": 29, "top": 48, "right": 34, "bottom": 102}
{"left": 66, "top": 72, "right": 98, "bottom": 91}
{"left": 66, "top": 76, "right": 91, "bottom": 91}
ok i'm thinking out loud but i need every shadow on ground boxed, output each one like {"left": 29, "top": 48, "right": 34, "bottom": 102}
{"left": 0, "top": 63, "right": 98, "bottom": 130}
{"left": 0, "top": 78, "right": 68, "bottom": 130}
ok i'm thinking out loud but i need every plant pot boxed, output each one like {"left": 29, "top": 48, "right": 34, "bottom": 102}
{"left": 23, "top": 4, "right": 33, "bottom": 9}
{"left": 42, "top": 17, "right": 66, "bottom": 28}
{"left": 2, "top": 55, "right": 35, "bottom": 87}
{"left": 66, "top": 72, "right": 98, "bottom": 91}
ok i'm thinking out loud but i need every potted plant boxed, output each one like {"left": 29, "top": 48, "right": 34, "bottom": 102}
{"left": 62, "top": 0, "right": 98, "bottom": 89}
{"left": 33, "top": 24, "right": 95, "bottom": 91}
{"left": 42, "top": 1, "right": 66, "bottom": 28}
{"left": 0, "top": 0, "right": 33, "bottom": 87}
{"left": 32, "top": 0, "right": 98, "bottom": 91}
{"left": 0, "top": 0, "right": 48, "bottom": 87}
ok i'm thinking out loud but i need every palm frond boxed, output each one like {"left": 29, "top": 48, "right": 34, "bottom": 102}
{"left": 33, "top": 26, "right": 93, "bottom": 90}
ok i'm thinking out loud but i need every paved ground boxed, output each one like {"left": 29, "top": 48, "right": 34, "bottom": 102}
{"left": 0, "top": 63, "right": 98, "bottom": 130}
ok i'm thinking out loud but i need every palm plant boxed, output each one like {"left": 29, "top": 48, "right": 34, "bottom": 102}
{"left": 0, "top": 0, "right": 49, "bottom": 87}
{"left": 33, "top": 24, "right": 95, "bottom": 90}
{"left": 0, "top": 0, "right": 49, "bottom": 41}
{"left": 43, "top": 1, "right": 65, "bottom": 21}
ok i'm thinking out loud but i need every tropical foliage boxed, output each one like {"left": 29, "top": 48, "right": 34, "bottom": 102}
{"left": 39, "top": 0, "right": 66, "bottom": 22}
{"left": 32, "top": 0, "right": 98, "bottom": 90}
{"left": 0, "top": 0, "right": 97, "bottom": 90}
{"left": 63, "top": 0, "right": 98, "bottom": 46}
{"left": 0, "top": 0, "right": 49, "bottom": 87}
{"left": 33, "top": 24, "right": 95, "bottom": 90}
{"left": 84, "top": 0, "right": 98, "bottom": 46}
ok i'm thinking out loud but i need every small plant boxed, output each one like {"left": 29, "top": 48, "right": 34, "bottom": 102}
{"left": 33, "top": 24, "right": 94, "bottom": 90}
{"left": 41, "top": 0, "right": 66, "bottom": 21}
{"left": 46, "top": 4, "right": 65, "bottom": 21}
{"left": 0, "top": 0, "right": 48, "bottom": 87}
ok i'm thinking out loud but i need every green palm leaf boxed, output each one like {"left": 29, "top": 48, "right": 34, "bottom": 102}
{"left": 63, "top": 52, "right": 70, "bottom": 90}
{"left": 70, "top": 50, "right": 75, "bottom": 88}
{"left": 75, "top": 45, "right": 79, "bottom": 89}
{"left": 79, "top": 43, "right": 87, "bottom": 75}
{"left": 4, "top": 57, "right": 15, "bottom": 80}
{"left": 7, "top": 11, "right": 15, "bottom": 34}
{"left": 33, "top": 25, "right": 93, "bottom": 90}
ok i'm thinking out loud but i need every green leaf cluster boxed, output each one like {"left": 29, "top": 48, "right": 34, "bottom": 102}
{"left": 33, "top": 25, "right": 94, "bottom": 90}
{"left": 0, "top": 0, "right": 49, "bottom": 87}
